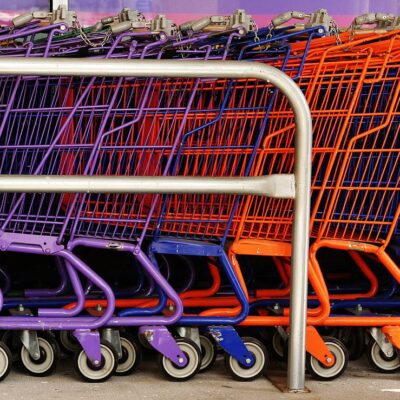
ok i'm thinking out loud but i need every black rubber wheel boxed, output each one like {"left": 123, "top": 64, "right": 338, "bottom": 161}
{"left": 0, "top": 341, "right": 12, "bottom": 381}
{"left": 366, "top": 339, "right": 400, "bottom": 373}
{"left": 158, "top": 338, "right": 201, "bottom": 381}
{"left": 57, "top": 330, "right": 81, "bottom": 354}
{"left": 1, "top": 331, "right": 21, "bottom": 363}
{"left": 73, "top": 339, "right": 118, "bottom": 383}
{"left": 258, "top": 327, "right": 273, "bottom": 342}
{"left": 224, "top": 337, "right": 268, "bottom": 381}
{"left": 271, "top": 329, "right": 287, "bottom": 361}
{"left": 199, "top": 334, "right": 217, "bottom": 372}
{"left": 306, "top": 337, "right": 348, "bottom": 381}
{"left": 115, "top": 333, "right": 142, "bottom": 376}
{"left": 335, "top": 327, "right": 365, "bottom": 361}
{"left": 20, "top": 332, "right": 60, "bottom": 377}
{"left": 138, "top": 331, "right": 154, "bottom": 350}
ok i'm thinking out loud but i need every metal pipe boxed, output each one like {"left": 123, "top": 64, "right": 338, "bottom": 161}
{"left": 0, "top": 175, "right": 295, "bottom": 199}
{"left": 0, "top": 57, "right": 312, "bottom": 391}
{"left": 50, "top": 0, "right": 68, "bottom": 11}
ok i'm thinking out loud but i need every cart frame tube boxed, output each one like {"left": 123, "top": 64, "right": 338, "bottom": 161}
{"left": 0, "top": 58, "right": 312, "bottom": 391}
{"left": 50, "top": 0, "right": 69, "bottom": 11}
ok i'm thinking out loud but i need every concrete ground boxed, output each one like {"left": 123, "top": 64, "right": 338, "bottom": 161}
{"left": 1, "top": 354, "right": 399, "bottom": 400}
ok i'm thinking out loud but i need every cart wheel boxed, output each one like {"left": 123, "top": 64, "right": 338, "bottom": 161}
{"left": 271, "top": 330, "right": 286, "bottom": 361}
{"left": 336, "top": 327, "right": 365, "bottom": 361}
{"left": 58, "top": 330, "right": 81, "bottom": 354}
{"left": 258, "top": 327, "right": 273, "bottom": 342}
{"left": 367, "top": 339, "right": 400, "bottom": 373}
{"left": 0, "top": 341, "right": 12, "bottom": 381}
{"left": 115, "top": 333, "right": 142, "bottom": 376}
{"left": 74, "top": 340, "right": 118, "bottom": 383}
{"left": 199, "top": 334, "right": 217, "bottom": 372}
{"left": 306, "top": 337, "right": 348, "bottom": 381}
{"left": 158, "top": 338, "right": 201, "bottom": 381}
{"left": 224, "top": 337, "right": 268, "bottom": 381}
{"left": 20, "top": 332, "right": 60, "bottom": 377}
{"left": 1, "top": 331, "right": 21, "bottom": 362}
{"left": 138, "top": 331, "right": 154, "bottom": 350}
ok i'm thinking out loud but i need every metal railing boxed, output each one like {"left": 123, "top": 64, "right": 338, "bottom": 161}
{"left": 0, "top": 58, "right": 312, "bottom": 391}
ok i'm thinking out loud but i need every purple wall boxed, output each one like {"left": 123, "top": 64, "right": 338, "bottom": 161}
{"left": 2, "top": 0, "right": 400, "bottom": 26}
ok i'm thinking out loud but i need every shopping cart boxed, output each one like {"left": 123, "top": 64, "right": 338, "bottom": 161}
{"left": 0, "top": 51, "right": 308, "bottom": 390}
{"left": 49, "top": 25, "right": 324, "bottom": 380}
{"left": 0, "top": 11, "right": 315, "bottom": 382}
{"left": 2, "top": 5, "right": 398, "bottom": 386}
{"left": 226, "top": 30, "right": 400, "bottom": 378}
